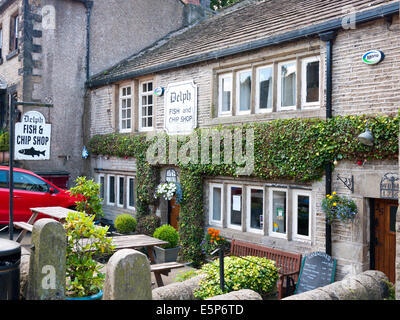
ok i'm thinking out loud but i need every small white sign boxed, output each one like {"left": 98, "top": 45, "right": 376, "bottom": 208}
{"left": 362, "top": 50, "right": 384, "bottom": 65}
{"left": 15, "top": 111, "right": 51, "bottom": 160}
{"left": 164, "top": 80, "right": 197, "bottom": 135}
{"left": 232, "top": 195, "right": 241, "bottom": 211}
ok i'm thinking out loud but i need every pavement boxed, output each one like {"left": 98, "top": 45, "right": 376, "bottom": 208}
{"left": 0, "top": 227, "right": 197, "bottom": 290}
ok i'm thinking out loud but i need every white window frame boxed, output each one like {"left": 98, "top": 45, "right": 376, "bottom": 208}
{"left": 218, "top": 73, "right": 233, "bottom": 117}
{"left": 246, "top": 186, "right": 264, "bottom": 234}
{"left": 119, "top": 85, "right": 132, "bottom": 133}
{"left": 255, "top": 65, "right": 273, "bottom": 114}
{"left": 236, "top": 69, "right": 252, "bottom": 115}
{"left": 277, "top": 60, "right": 297, "bottom": 111}
{"left": 227, "top": 184, "right": 243, "bottom": 230}
{"left": 98, "top": 174, "right": 105, "bottom": 203}
{"left": 139, "top": 80, "right": 154, "bottom": 132}
{"left": 107, "top": 175, "right": 116, "bottom": 206}
{"left": 127, "top": 176, "right": 136, "bottom": 211}
{"left": 292, "top": 190, "right": 312, "bottom": 241}
{"left": 269, "top": 188, "right": 288, "bottom": 239}
{"left": 301, "top": 56, "right": 321, "bottom": 109}
{"left": 209, "top": 183, "right": 223, "bottom": 226}
{"left": 116, "top": 176, "right": 125, "bottom": 208}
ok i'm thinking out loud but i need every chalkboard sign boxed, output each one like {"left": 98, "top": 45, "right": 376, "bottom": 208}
{"left": 295, "top": 252, "right": 336, "bottom": 295}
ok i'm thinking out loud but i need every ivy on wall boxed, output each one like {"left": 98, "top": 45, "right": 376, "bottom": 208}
{"left": 89, "top": 114, "right": 399, "bottom": 265}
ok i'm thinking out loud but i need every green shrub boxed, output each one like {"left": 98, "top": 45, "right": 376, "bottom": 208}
{"left": 153, "top": 224, "right": 179, "bottom": 249}
{"left": 67, "top": 176, "right": 104, "bottom": 219}
{"left": 114, "top": 214, "right": 137, "bottom": 234}
{"left": 0, "top": 131, "right": 9, "bottom": 152}
{"left": 194, "top": 256, "right": 279, "bottom": 300}
{"left": 174, "top": 269, "right": 199, "bottom": 282}
{"left": 65, "top": 211, "right": 115, "bottom": 298}
{"left": 136, "top": 214, "right": 161, "bottom": 236}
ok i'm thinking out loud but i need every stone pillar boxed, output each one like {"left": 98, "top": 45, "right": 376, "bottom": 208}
{"left": 103, "top": 249, "right": 152, "bottom": 300}
{"left": 27, "top": 219, "right": 66, "bottom": 300}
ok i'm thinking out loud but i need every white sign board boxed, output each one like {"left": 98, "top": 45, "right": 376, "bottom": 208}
{"left": 15, "top": 111, "right": 51, "bottom": 160}
{"left": 164, "top": 80, "right": 197, "bottom": 135}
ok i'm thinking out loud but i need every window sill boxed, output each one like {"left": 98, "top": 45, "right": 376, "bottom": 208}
{"left": 6, "top": 49, "right": 18, "bottom": 61}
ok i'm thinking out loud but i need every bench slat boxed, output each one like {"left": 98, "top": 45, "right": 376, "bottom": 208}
{"left": 150, "top": 262, "right": 184, "bottom": 272}
{"left": 14, "top": 222, "right": 33, "bottom": 232}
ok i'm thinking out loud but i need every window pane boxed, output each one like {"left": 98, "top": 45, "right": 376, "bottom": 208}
{"left": 220, "top": 76, "right": 231, "bottom": 113}
{"left": 390, "top": 205, "right": 397, "bottom": 233}
{"left": 272, "top": 191, "right": 286, "bottom": 234}
{"left": 109, "top": 176, "right": 115, "bottom": 203}
{"left": 230, "top": 187, "right": 242, "bottom": 226}
{"left": 250, "top": 189, "right": 263, "bottom": 230}
{"left": 281, "top": 62, "right": 296, "bottom": 107}
{"left": 259, "top": 67, "right": 272, "bottom": 110}
{"left": 13, "top": 172, "right": 50, "bottom": 193}
{"left": 212, "top": 187, "right": 222, "bottom": 221}
{"left": 239, "top": 71, "right": 251, "bottom": 112}
{"left": 297, "top": 195, "right": 310, "bottom": 236}
{"left": 306, "top": 61, "right": 319, "bottom": 103}
{"left": 147, "top": 117, "right": 153, "bottom": 127}
{"left": 142, "top": 83, "right": 147, "bottom": 92}
{"left": 128, "top": 178, "right": 135, "bottom": 208}
{"left": 99, "top": 176, "right": 104, "bottom": 199}
{"left": 0, "top": 170, "right": 7, "bottom": 188}
{"left": 126, "top": 87, "right": 131, "bottom": 95}
{"left": 118, "top": 177, "right": 124, "bottom": 206}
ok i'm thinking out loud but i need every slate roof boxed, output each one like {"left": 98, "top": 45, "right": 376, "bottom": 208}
{"left": 87, "top": 0, "right": 399, "bottom": 88}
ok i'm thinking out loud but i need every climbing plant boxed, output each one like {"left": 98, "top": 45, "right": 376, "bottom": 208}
{"left": 89, "top": 114, "right": 399, "bottom": 265}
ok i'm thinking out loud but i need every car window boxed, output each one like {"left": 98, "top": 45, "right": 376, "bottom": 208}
{"left": 0, "top": 170, "right": 8, "bottom": 188}
{"left": 13, "top": 172, "right": 51, "bottom": 193}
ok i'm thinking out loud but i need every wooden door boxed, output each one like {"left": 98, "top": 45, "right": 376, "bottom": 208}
{"left": 374, "top": 199, "right": 398, "bottom": 283}
{"left": 169, "top": 197, "right": 180, "bottom": 231}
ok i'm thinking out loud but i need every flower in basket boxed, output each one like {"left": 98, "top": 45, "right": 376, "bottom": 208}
{"left": 154, "top": 181, "right": 183, "bottom": 203}
{"left": 321, "top": 192, "right": 358, "bottom": 224}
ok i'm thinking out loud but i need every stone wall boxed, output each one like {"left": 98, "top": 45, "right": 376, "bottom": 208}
{"left": 283, "top": 270, "right": 390, "bottom": 300}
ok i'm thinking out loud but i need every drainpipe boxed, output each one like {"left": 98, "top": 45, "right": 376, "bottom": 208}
{"left": 71, "top": 0, "right": 93, "bottom": 80}
{"left": 319, "top": 30, "right": 337, "bottom": 256}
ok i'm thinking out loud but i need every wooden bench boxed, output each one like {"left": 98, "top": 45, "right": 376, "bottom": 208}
{"left": 230, "top": 239, "right": 302, "bottom": 299}
{"left": 150, "top": 262, "right": 185, "bottom": 287}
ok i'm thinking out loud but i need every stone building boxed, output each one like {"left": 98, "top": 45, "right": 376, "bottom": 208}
{"left": 0, "top": 0, "right": 210, "bottom": 186}
{"left": 86, "top": 0, "right": 400, "bottom": 282}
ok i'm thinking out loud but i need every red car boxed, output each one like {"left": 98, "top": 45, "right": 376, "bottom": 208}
{"left": 0, "top": 166, "right": 79, "bottom": 224}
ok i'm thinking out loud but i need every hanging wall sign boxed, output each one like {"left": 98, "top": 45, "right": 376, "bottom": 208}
{"left": 15, "top": 111, "right": 51, "bottom": 160}
{"left": 380, "top": 173, "right": 399, "bottom": 199}
{"left": 362, "top": 50, "right": 384, "bottom": 65}
{"left": 164, "top": 80, "right": 197, "bottom": 135}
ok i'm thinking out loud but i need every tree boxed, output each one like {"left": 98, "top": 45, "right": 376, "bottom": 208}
{"left": 210, "top": 0, "right": 240, "bottom": 10}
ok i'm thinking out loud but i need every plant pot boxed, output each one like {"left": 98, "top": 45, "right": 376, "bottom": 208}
{"left": 153, "top": 246, "right": 180, "bottom": 264}
{"left": 65, "top": 289, "right": 103, "bottom": 301}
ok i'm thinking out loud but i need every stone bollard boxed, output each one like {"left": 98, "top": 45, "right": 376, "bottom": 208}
{"left": 26, "top": 219, "right": 66, "bottom": 300}
{"left": 103, "top": 249, "right": 152, "bottom": 300}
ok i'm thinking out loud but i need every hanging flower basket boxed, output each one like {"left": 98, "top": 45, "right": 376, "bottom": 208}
{"left": 154, "top": 181, "right": 183, "bottom": 204}
{"left": 321, "top": 192, "right": 358, "bottom": 224}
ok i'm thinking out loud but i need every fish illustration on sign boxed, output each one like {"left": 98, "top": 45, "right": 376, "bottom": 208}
{"left": 18, "top": 147, "right": 46, "bottom": 158}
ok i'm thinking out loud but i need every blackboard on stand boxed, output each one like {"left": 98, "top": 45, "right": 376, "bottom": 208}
{"left": 294, "top": 251, "right": 337, "bottom": 295}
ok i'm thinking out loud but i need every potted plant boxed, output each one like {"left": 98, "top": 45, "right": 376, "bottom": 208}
{"left": 67, "top": 176, "right": 104, "bottom": 221}
{"left": 322, "top": 192, "right": 358, "bottom": 224}
{"left": 113, "top": 214, "right": 137, "bottom": 235}
{"left": 154, "top": 181, "right": 183, "bottom": 203}
{"left": 64, "top": 211, "right": 115, "bottom": 300}
{"left": 152, "top": 224, "right": 180, "bottom": 264}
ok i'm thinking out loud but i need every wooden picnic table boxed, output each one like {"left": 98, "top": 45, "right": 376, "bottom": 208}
{"left": 14, "top": 206, "right": 75, "bottom": 243}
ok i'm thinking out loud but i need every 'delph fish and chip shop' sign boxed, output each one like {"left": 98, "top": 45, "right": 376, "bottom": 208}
{"left": 295, "top": 251, "right": 336, "bottom": 295}
{"left": 15, "top": 111, "right": 51, "bottom": 160}
{"left": 164, "top": 80, "right": 197, "bottom": 135}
